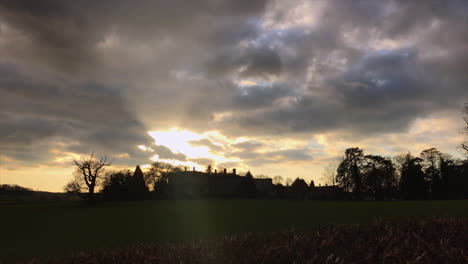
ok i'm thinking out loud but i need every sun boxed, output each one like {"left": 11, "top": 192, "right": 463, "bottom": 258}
{"left": 149, "top": 128, "right": 205, "bottom": 158}
{"left": 146, "top": 128, "right": 231, "bottom": 168}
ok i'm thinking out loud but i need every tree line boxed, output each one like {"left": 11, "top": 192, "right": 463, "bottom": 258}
{"left": 334, "top": 147, "right": 468, "bottom": 200}
{"left": 65, "top": 157, "right": 260, "bottom": 202}
{"left": 66, "top": 104, "right": 468, "bottom": 202}
{"left": 333, "top": 104, "right": 468, "bottom": 200}
{"left": 65, "top": 157, "right": 178, "bottom": 202}
{"left": 65, "top": 149, "right": 468, "bottom": 202}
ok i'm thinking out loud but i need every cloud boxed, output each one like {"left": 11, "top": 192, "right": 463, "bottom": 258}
{"left": 265, "top": 148, "right": 312, "bottom": 161}
{"left": 1, "top": 0, "right": 467, "bottom": 190}
{"left": 232, "top": 141, "right": 264, "bottom": 151}
{"left": 2, "top": 0, "right": 466, "bottom": 138}
{"left": 228, "top": 138, "right": 313, "bottom": 166}
{"left": 188, "top": 138, "right": 224, "bottom": 152}
{"left": 0, "top": 61, "right": 153, "bottom": 166}
{"left": 0, "top": 0, "right": 268, "bottom": 72}
{"left": 189, "top": 158, "right": 215, "bottom": 167}
{"left": 153, "top": 145, "right": 187, "bottom": 161}
{"left": 213, "top": 46, "right": 467, "bottom": 136}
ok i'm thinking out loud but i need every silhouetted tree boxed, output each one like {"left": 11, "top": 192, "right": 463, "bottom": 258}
{"left": 459, "top": 160, "right": 468, "bottom": 198}
{"left": 273, "top": 175, "right": 284, "bottom": 185}
{"left": 382, "top": 157, "right": 398, "bottom": 198}
{"left": 64, "top": 180, "right": 84, "bottom": 195}
{"left": 321, "top": 157, "right": 340, "bottom": 186}
{"left": 101, "top": 169, "right": 133, "bottom": 200}
{"left": 67, "top": 152, "right": 111, "bottom": 202}
{"left": 129, "top": 165, "right": 149, "bottom": 199}
{"left": 440, "top": 154, "right": 455, "bottom": 199}
{"left": 439, "top": 155, "right": 468, "bottom": 199}
{"left": 325, "top": 145, "right": 468, "bottom": 200}
{"left": 337, "top": 147, "right": 364, "bottom": 199}
{"left": 362, "top": 155, "right": 397, "bottom": 200}
{"left": 309, "top": 180, "right": 315, "bottom": 188}
{"left": 145, "top": 162, "right": 180, "bottom": 193}
{"left": 206, "top": 164, "right": 213, "bottom": 174}
{"left": 420, "top": 148, "right": 442, "bottom": 199}
{"left": 399, "top": 153, "right": 426, "bottom": 200}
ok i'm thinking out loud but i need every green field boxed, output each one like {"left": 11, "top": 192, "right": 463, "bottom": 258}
{"left": 1, "top": 199, "right": 468, "bottom": 260}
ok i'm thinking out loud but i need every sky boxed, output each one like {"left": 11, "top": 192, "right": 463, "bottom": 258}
{"left": 0, "top": 0, "right": 467, "bottom": 192}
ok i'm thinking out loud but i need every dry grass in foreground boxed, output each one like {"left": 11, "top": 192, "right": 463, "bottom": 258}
{"left": 26, "top": 217, "right": 468, "bottom": 264}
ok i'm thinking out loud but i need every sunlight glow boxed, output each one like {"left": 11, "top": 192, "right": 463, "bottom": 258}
{"left": 150, "top": 155, "right": 205, "bottom": 171}
{"left": 138, "top": 145, "right": 148, "bottom": 151}
{"left": 149, "top": 128, "right": 204, "bottom": 158}
{"left": 147, "top": 128, "right": 233, "bottom": 167}
{"left": 51, "top": 151, "right": 81, "bottom": 164}
{"left": 238, "top": 80, "right": 258, "bottom": 87}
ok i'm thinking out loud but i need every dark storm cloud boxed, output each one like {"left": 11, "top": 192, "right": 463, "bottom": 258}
{"left": 233, "top": 83, "right": 291, "bottom": 109}
{"left": 206, "top": 46, "right": 283, "bottom": 79}
{"left": 239, "top": 47, "right": 283, "bottom": 78}
{"left": 0, "top": 0, "right": 268, "bottom": 73}
{"left": 219, "top": 47, "right": 467, "bottom": 135}
{"left": 0, "top": 61, "right": 153, "bottom": 165}
{"left": 209, "top": 0, "right": 468, "bottom": 136}
{"left": 1, "top": 0, "right": 467, "bottom": 167}
{"left": 0, "top": 0, "right": 268, "bottom": 165}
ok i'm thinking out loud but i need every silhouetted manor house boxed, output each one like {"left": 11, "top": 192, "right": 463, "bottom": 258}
{"left": 166, "top": 167, "right": 344, "bottom": 199}
{"left": 168, "top": 168, "right": 273, "bottom": 197}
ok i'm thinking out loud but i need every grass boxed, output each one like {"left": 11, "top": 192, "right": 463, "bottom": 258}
{"left": 1, "top": 199, "right": 468, "bottom": 261}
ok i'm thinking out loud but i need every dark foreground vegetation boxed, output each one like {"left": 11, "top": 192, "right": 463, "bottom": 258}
{"left": 2, "top": 200, "right": 468, "bottom": 262}
{"left": 21, "top": 217, "right": 468, "bottom": 264}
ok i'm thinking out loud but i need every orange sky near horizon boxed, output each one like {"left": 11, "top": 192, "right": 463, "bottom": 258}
{"left": 1, "top": 112, "right": 465, "bottom": 192}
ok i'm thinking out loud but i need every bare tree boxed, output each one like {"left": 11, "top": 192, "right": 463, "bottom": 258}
{"left": 273, "top": 175, "right": 284, "bottom": 185}
{"left": 145, "top": 161, "right": 180, "bottom": 191}
{"left": 67, "top": 152, "right": 112, "bottom": 202}
{"left": 64, "top": 179, "right": 84, "bottom": 194}
{"left": 255, "top": 174, "right": 269, "bottom": 179}
{"left": 420, "top": 148, "right": 442, "bottom": 183}
{"left": 321, "top": 157, "right": 341, "bottom": 186}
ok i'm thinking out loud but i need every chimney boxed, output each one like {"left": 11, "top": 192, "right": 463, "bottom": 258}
{"left": 214, "top": 169, "right": 217, "bottom": 174}
{"left": 193, "top": 167, "right": 196, "bottom": 172}
{"left": 223, "top": 168, "right": 227, "bottom": 174}
{"left": 233, "top": 168, "right": 236, "bottom": 175}
{"left": 184, "top": 167, "right": 187, "bottom": 171}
